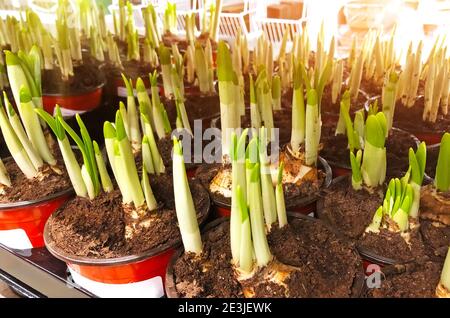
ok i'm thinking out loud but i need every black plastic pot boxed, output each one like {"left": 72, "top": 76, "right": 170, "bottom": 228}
{"left": 196, "top": 156, "right": 332, "bottom": 218}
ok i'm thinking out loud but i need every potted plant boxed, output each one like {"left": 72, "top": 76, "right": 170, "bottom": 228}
{"left": 116, "top": 71, "right": 197, "bottom": 175}
{"left": 197, "top": 41, "right": 331, "bottom": 217}
{"left": 321, "top": 89, "right": 420, "bottom": 178}
{"left": 393, "top": 39, "right": 450, "bottom": 145}
{"left": 160, "top": 0, "right": 221, "bottom": 51}
{"left": 0, "top": 49, "right": 73, "bottom": 249}
{"left": 420, "top": 133, "right": 450, "bottom": 261}
{"left": 21, "top": 2, "right": 106, "bottom": 116}
{"left": 366, "top": 247, "right": 450, "bottom": 298}
{"left": 155, "top": 40, "right": 221, "bottom": 134}
{"left": 103, "top": 1, "right": 159, "bottom": 102}
{"left": 42, "top": 107, "right": 210, "bottom": 297}
{"left": 318, "top": 110, "right": 428, "bottom": 265}
{"left": 166, "top": 134, "right": 363, "bottom": 298}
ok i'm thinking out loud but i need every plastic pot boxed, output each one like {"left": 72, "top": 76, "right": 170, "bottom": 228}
{"left": 44, "top": 194, "right": 211, "bottom": 298}
{"left": 316, "top": 176, "right": 417, "bottom": 271}
{"left": 357, "top": 246, "right": 397, "bottom": 272}
{"left": 43, "top": 81, "right": 105, "bottom": 116}
{"left": 0, "top": 187, "right": 73, "bottom": 250}
{"left": 165, "top": 213, "right": 366, "bottom": 298}
{"left": 197, "top": 157, "right": 332, "bottom": 218}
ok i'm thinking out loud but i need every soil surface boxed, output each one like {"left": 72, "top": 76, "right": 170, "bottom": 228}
{"left": 358, "top": 227, "right": 426, "bottom": 263}
{"left": 393, "top": 97, "right": 450, "bottom": 134}
{"left": 46, "top": 175, "right": 210, "bottom": 258}
{"left": 0, "top": 144, "right": 72, "bottom": 203}
{"left": 320, "top": 85, "right": 368, "bottom": 117}
{"left": 43, "top": 61, "right": 104, "bottom": 95}
{"left": 321, "top": 124, "right": 418, "bottom": 179}
{"left": 366, "top": 260, "right": 442, "bottom": 298}
{"left": 172, "top": 217, "right": 362, "bottom": 298}
{"left": 358, "top": 77, "right": 382, "bottom": 98}
{"left": 318, "top": 176, "right": 384, "bottom": 239}
{"left": 420, "top": 220, "right": 450, "bottom": 261}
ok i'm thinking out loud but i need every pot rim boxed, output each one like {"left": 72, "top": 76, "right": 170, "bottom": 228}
{"left": 43, "top": 182, "right": 211, "bottom": 267}
{"left": 0, "top": 156, "right": 74, "bottom": 210}
{"left": 43, "top": 80, "right": 105, "bottom": 98}
{"left": 165, "top": 212, "right": 366, "bottom": 298}
{"left": 198, "top": 156, "right": 333, "bottom": 210}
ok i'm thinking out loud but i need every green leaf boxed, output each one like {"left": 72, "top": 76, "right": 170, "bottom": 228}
{"left": 103, "top": 121, "right": 117, "bottom": 139}
{"left": 217, "top": 41, "right": 233, "bottom": 82}
{"left": 435, "top": 133, "right": 450, "bottom": 191}
{"left": 35, "top": 107, "right": 65, "bottom": 140}
{"left": 121, "top": 73, "right": 133, "bottom": 96}
{"left": 365, "top": 113, "right": 386, "bottom": 148}
{"left": 115, "top": 110, "right": 127, "bottom": 141}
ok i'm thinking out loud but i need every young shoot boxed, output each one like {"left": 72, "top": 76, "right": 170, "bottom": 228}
{"left": 366, "top": 175, "right": 414, "bottom": 233}
{"left": 159, "top": 45, "right": 173, "bottom": 99}
{"left": 217, "top": 41, "right": 239, "bottom": 161}
{"left": 121, "top": 74, "right": 141, "bottom": 151}
{"left": 230, "top": 129, "right": 248, "bottom": 266}
{"left": 436, "top": 247, "right": 450, "bottom": 298}
{"left": 435, "top": 133, "right": 450, "bottom": 193}
{"left": 149, "top": 70, "right": 172, "bottom": 139}
{"left": 360, "top": 112, "right": 387, "bottom": 188}
{"left": 275, "top": 162, "right": 287, "bottom": 228}
{"left": 173, "top": 137, "right": 202, "bottom": 255}
{"left": 408, "top": 142, "right": 427, "bottom": 218}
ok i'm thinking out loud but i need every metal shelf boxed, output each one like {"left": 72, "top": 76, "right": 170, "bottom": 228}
{"left": 0, "top": 244, "right": 94, "bottom": 298}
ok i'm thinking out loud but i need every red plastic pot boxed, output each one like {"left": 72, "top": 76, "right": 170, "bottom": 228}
{"left": 201, "top": 157, "right": 332, "bottom": 218}
{"left": 410, "top": 132, "right": 443, "bottom": 146}
{"left": 43, "top": 82, "right": 104, "bottom": 115}
{"left": 0, "top": 188, "right": 73, "bottom": 249}
{"left": 44, "top": 193, "right": 210, "bottom": 298}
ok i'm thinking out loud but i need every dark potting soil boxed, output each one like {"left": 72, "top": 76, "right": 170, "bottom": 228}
{"left": 46, "top": 174, "right": 210, "bottom": 258}
{"left": 358, "top": 77, "right": 382, "bottom": 98}
{"left": 173, "top": 218, "right": 362, "bottom": 298}
{"left": 358, "top": 227, "right": 426, "bottom": 263}
{"left": 366, "top": 261, "right": 442, "bottom": 298}
{"left": 425, "top": 144, "right": 439, "bottom": 179}
{"left": 393, "top": 97, "right": 450, "bottom": 134}
{"left": 163, "top": 94, "right": 221, "bottom": 131}
{"left": 320, "top": 85, "right": 368, "bottom": 117}
{"left": 42, "top": 62, "right": 104, "bottom": 95}
{"left": 318, "top": 176, "right": 384, "bottom": 240}
{"left": 196, "top": 162, "right": 326, "bottom": 210}
{"left": 321, "top": 124, "right": 418, "bottom": 179}
{"left": 420, "top": 220, "right": 450, "bottom": 261}
{"left": 103, "top": 59, "right": 156, "bottom": 82}
{"left": 0, "top": 144, "right": 72, "bottom": 203}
